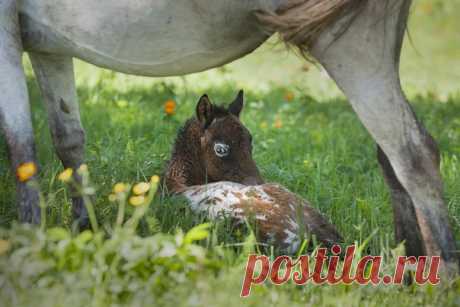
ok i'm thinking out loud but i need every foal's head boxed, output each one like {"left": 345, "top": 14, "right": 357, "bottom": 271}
{"left": 165, "top": 91, "right": 263, "bottom": 192}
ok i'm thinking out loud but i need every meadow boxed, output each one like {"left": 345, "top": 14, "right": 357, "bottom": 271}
{"left": 1, "top": 1, "right": 460, "bottom": 306}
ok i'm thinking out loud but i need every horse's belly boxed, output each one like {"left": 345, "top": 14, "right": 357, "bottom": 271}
{"left": 19, "top": 0, "right": 280, "bottom": 76}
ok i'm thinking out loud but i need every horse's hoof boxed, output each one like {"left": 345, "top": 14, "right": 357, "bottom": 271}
{"left": 17, "top": 183, "right": 41, "bottom": 224}
{"left": 72, "top": 196, "right": 90, "bottom": 231}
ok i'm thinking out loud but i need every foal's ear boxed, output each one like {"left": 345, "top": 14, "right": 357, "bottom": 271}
{"left": 196, "top": 94, "right": 214, "bottom": 127}
{"left": 228, "top": 90, "right": 244, "bottom": 117}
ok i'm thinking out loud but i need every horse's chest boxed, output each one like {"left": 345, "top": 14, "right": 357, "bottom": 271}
{"left": 19, "top": 0, "right": 281, "bottom": 76}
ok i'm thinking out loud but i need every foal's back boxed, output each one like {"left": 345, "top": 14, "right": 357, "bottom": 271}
{"left": 182, "top": 181, "right": 342, "bottom": 253}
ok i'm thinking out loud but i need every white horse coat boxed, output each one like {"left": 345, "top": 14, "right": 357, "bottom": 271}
{"left": 19, "top": 0, "right": 280, "bottom": 75}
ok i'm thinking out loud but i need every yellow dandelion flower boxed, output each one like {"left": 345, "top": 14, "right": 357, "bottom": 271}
{"left": 164, "top": 99, "right": 176, "bottom": 115}
{"left": 108, "top": 194, "right": 117, "bottom": 202}
{"left": 260, "top": 121, "right": 268, "bottom": 129}
{"left": 274, "top": 118, "right": 283, "bottom": 129}
{"left": 58, "top": 168, "right": 73, "bottom": 182}
{"left": 16, "top": 162, "right": 37, "bottom": 182}
{"left": 133, "top": 182, "right": 150, "bottom": 195}
{"left": 284, "top": 91, "right": 294, "bottom": 102}
{"left": 113, "top": 182, "right": 127, "bottom": 194}
{"left": 129, "top": 195, "right": 145, "bottom": 206}
{"left": 0, "top": 239, "right": 11, "bottom": 255}
{"left": 150, "top": 175, "right": 160, "bottom": 184}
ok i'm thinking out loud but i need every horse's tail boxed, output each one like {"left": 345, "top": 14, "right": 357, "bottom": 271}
{"left": 255, "top": 0, "right": 369, "bottom": 56}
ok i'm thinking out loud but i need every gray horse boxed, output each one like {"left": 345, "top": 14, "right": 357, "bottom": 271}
{"left": 0, "top": 0, "right": 457, "bottom": 271}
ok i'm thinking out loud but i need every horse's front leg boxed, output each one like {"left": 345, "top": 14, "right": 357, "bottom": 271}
{"left": 29, "top": 53, "right": 88, "bottom": 228}
{"left": 310, "top": 0, "right": 458, "bottom": 271}
{"left": 0, "top": 0, "right": 40, "bottom": 223}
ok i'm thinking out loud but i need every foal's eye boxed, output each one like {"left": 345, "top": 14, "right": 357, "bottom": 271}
{"left": 214, "top": 142, "right": 230, "bottom": 158}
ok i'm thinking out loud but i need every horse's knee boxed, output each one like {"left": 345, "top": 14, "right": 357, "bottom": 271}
{"left": 391, "top": 128, "right": 442, "bottom": 195}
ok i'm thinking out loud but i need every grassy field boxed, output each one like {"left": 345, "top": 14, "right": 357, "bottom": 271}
{"left": 1, "top": 1, "right": 460, "bottom": 306}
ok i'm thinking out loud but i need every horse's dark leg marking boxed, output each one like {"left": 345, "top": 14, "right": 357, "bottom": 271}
{"left": 0, "top": 0, "right": 41, "bottom": 223}
{"left": 377, "top": 145, "right": 424, "bottom": 257}
{"left": 29, "top": 52, "right": 88, "bottom": 228}
{"left": 311, "top": 0, "right": 458, "bottom": 271}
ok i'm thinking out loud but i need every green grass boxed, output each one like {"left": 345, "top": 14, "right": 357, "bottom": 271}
{"left": 1, "top": 1, "right": 460, "bottom": 306}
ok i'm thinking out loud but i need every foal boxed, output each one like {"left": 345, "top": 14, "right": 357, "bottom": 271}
{"left": 164, "top": 91, "right": 342, "bottom": 253}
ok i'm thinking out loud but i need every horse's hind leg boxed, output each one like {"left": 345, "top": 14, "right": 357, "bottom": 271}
{"left": 29, "top": 53, "right": 88, "bottom": 228}
{"left": 0, "top": 0, "right": 41, "bottom": 223}
{"left": 377, "top": 146, "right": 424, "bottom": 257}
{"left": 310, "top": 0, "right": 458, "bottom": 270}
